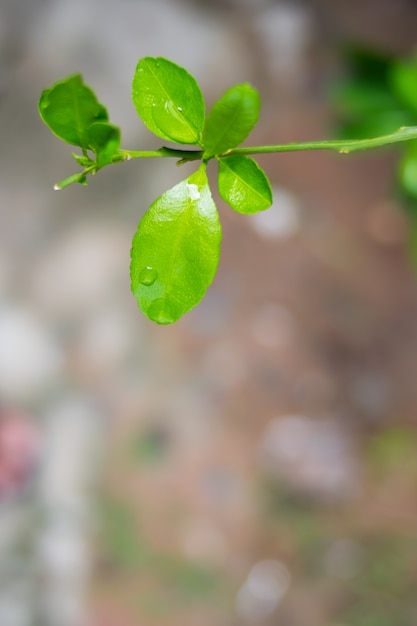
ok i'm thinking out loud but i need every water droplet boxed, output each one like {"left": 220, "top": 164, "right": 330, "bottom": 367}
{"left": 148, "top": 298, "right": 176, "bottom": 325}
{"left": 338, "top": 148, "right": 350, "bottom": 154}
{"left": 139, "top": 266, "right": 158, "bottom": 286}
{"left": 186, "top": 183, "right": 200, "bottom": 200}
{"left": 53, "top": 184, "right": 62, "bottom": 191}
{"left": 177, "top": 106, "right": 183, "bottom": 112}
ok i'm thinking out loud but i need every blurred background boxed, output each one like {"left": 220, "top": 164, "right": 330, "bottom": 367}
{"left": 1, "top": 1, "right": 417, "bottom": 625}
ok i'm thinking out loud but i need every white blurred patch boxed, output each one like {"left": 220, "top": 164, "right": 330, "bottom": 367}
{"left": 74, "top": 309, "right": 133, "bottom": 377}
{"left": 0, "top": 307, "right": 62, "bottom": 401}
{"left": 40, "top": 398, "right": 102, "bottom": 512}
{"left": 248, "top": 188, "right": 300, "bottom": 239}
{"left": 38, "top": 523, "right": 88, "bottom": 578}
{"left": 236, "top": 559, "right": 290, "bottom": 621}
{"left": 259, "top": 415, "right": 359, "bottom": 499}
{"left": 32, "top": 223, "right": 130, "bottom": 319}
{"left": 254, "top": 3, "right": 311, "bottom": 87}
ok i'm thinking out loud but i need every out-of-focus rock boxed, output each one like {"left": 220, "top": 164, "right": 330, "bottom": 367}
{"left": 236, "top": 559, "right": 291, "bottom": 621}
{"left": 259, "top": 414, "right": 360, "bottom": 501}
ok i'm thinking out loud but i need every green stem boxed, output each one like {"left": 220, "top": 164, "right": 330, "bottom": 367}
{"left": 58, "top": 126, "right": 417, "bottom": 189}
{"left": 116, "top": 147, "right": 203, "bottom": 161}
{"left": 120, "top": 126, "right": 417, "bottom": 163}
{"left": 223, "top": 126, "right": 417, "bottom": 156}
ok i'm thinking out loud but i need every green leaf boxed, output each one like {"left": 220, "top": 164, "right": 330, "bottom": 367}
{"left": 390, "top": 53, "right": 417, "bottom": 115}
{"left": 203, "top": 84, "right": 260, "bottom": 159}
{"left": 399, "top": 144, "right": 417, "bottom": 200}
{"left": 72, "top": 153, "right": 93, "bottom": 167}
{"left": 87, "top": 121, "right": 121, "bottom": 167}
{"left": 217, "top": 155, "right": 272, "bottom": 214}
{"left": 132, "top": 57, "right": 205, "bottom": 146}
{"left": 39, "top": 74, "right": 108, "bottom": 148}
{"left": 130, "top": 164, "right": 221, "bottom": 324}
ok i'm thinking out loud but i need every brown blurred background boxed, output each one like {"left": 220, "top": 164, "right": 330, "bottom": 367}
{"left": 1, "top": 1, "right": 417, "bottom": 625}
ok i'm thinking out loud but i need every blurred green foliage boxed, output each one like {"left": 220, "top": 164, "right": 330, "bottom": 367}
{"left": 261, "top": 476, "right": 417, "bottom": 626}
{"left": 98, "top": 497, "right": 229, "bottom": 618}
{"left": 344, "top": 534, "right": 417, "bottom": 626}
{"left": 367, "top": 426, "right": 417, "bottom": 474}
{"left": 332, "top": 46, "right": 417, "bottom": 261}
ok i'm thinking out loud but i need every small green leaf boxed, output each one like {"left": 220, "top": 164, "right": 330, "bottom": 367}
{"left": 39, "top": 74, "right": 108, "bottom": 148}
{"left": 88, "top": 122, "right": 121, "bottom": 167}
{"left": 130, "top": 164, "right": 221, "bottom": 324}
{"left": 132, "top": 57, "right": 205, "bottom": 145}
{"left": 203, "top": 84, "right": 260, "bottom": 159}
{"left": 72, "top": 153, "right": 93, "bottom": 167}
{"left": 217, "top": 155, "right": 272, "bottom": 214}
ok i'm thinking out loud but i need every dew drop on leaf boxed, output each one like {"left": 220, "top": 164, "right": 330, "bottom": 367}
{"left": 147, "top": 298, "right": 175, "bottom": 325}
{"left": 139, "top": 266, "right": 158, "bottom": 286}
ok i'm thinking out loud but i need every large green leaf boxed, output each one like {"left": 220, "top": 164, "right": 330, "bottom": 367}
{"left": 130, "top": 165, "right": 221, "bottom": 324}
{"left": 217, "top": 155, "right": 272, "bottom": 214}
{"left": 87, "top": 122, "right": 121, "bottom": 167}
{"left": 132, "top": 57, "right": 205, "bottom": 146}
{"left": 39, "top": 74, "right": 108, "bottom": 148}
{"left": 203, "top": 84, "right": 260, "bottom": 159}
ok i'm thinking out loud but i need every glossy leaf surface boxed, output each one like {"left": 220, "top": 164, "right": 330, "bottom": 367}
{"left": 132, "top": 57, "right": 205, "bottom": 145}
{"left": 217, "top": 155, "right": 272, "bottom": 214}
{"left": 88, "top": 122, "right": 121, "bottom": 167}
{"left": 39, "top": 75, "right": 108, "bottom": 148}
{"left": 203, "top": 84, "right": 260, "bottom": 158}
{"left": 130, "top": 165, "right": 221, "bottom": 324}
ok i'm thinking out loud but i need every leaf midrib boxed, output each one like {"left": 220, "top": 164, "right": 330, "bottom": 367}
{"left": 205, "top": 92, "right": 253, "bottom": 157}
{"left": 145, "top": 60, "right": 199, "bottom": 144}
{"left": 221, "top": 158, "right": 270, "bottom": 204}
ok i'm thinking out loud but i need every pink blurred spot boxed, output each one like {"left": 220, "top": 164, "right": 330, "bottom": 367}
{"left": 0, "top": 409, "right": 40, "bottom": 496}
